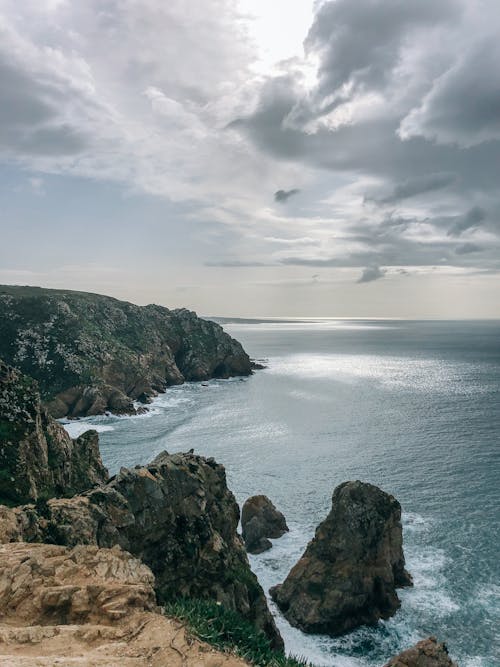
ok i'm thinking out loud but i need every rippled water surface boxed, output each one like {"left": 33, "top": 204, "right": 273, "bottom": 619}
{"left": 62, "top": 320, "right": 500, "bottom": 667}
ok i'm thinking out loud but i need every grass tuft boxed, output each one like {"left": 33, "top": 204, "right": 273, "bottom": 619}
{"left": 163, "top": 597, "right": 314, "bottom": 667}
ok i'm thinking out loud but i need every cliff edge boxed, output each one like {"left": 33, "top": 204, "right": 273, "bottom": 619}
{"left": 0, "top": 285, "right": 253, "bottom": 417}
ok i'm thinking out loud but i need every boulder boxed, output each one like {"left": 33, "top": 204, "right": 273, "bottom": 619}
{"left": 0, "top": 285, "right": 254, "bottom": 417}
{"left": 0, "top": 451, "right": 283, "bottom": 651}
{"left": 0, "top": 360, "right": 108, "bottom": 505}
{"left": 270, "top": 480, "right": 412, "bottom": 635}
{"left": 0, "top": 542, "right": 248, "bottom": 667}
{"left": 241, "top": 495, "right": 289, "bottom": 554}
{"left": 383, "top": 637, "right": 458, "bottom": 667}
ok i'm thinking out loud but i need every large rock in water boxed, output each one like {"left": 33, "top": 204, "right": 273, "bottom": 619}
{"left": 0, "top": 285, "right": 253, "bottom": 417}
{"left": 383, "top": 637, "right": 458, "bottom": 667}
{"left": 0, "top": 359, "right": 108, "bottom": 505}
{"left": 0, "top": 451, "right": 283, "bottom": 651}
{"left": 270, "top": 480, "right": 412, "bottom": 635}
{"left": 241, "top": 495, "right": 289, "bottom": 554}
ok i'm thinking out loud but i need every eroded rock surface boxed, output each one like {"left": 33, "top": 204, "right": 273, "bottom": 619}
{"left": 383, "top": 637, "right": 458, "bottom": 667}
{"left": 0, "top": 542, "right": 248, "bottom": 667}
{"left": 270, "top": 480, "right": 412, "bottom": 635}
{"left": 0, "top": 285, "right": 253, "bottom": 417}
{"left": 241, "top": 495, "right": 288, "bottom": 554}
{"left": 0, "top": 451, "right": 283, "bottom": 650}
{"left": 0, "top": 360, "right": 108, "bottom": 505}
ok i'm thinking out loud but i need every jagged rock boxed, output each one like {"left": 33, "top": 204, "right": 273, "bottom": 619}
{"left": 383, "top": 637, "right": 458, "bottom": 666}
{"left": 0, "top": 451, "right": 283, "bottom": 651}
{"left": 270, "top": 480, "right": 412, "bottom": 635}
{"left": 0, "top": 542, "right": 156, "bottom": 625}
{"left": 0, "top": 360, "right": 108, "bottom": 505}
{"left": 0, "top": 542, "right": 248, "bottom": 667}
{"left": 241, "top": 495, "right": 289, "bottom": 554}
{"left": 0, "top": 285, "right": 253, "bottom": 417}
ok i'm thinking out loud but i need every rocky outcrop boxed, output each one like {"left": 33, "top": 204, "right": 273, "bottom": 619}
{"left": 0, "top": 359, "right": 108, "bottom": 505}
{"left": 383, "top": 637, "right": 458, "bottom": 667}
{"left": 270, "top": 480, "right": 412, "bottom": 635}
{"left": 0, "top": 451, "right": 283, "bottom": 650}
{"left": 241, "top": 495, "right": 288, "bottom": 554}
{"left": 0, "top": 542, "right": 248, "bottom": 667}
{"left": 0, "top": 285, "right": 254, "bottom": 417}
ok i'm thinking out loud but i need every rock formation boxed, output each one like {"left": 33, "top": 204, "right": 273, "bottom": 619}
{"left": 0, "top": 359, "right": 108, "bottom": 505}
{"left": 0, "top": 285, "right": 254, "bottom": 417}
{"left": 241, "top": 495, "right": 289, "bottom": 554}
{"left": 270, "top": 480, "right": 412, "bottom": 635}
{"left": 383, "top": 637, "right": 458, "bottom": 667}
{"left": 0, "top": 542, "right": 248, "bottom": 667}
{"left": 0, "top": 451, "right": 283, "bottom": 650}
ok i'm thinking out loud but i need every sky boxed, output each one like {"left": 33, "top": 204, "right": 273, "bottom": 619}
{"left": 0, "top": 0, "right": 499, "bottom": 318}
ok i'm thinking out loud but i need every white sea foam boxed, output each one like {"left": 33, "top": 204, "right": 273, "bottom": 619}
{"left": 61, "top": 421, "right": 115, "bottom": 439}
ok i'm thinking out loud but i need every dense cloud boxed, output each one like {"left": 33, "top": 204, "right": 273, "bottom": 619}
{"left": 231, "top": 0, "right": 500, "bottom": 280}
{"left": 0, "top": 0, "right": 499, "bottom": 303}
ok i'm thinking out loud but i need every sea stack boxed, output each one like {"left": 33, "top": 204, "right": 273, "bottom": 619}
{"left": 270, "top": 480, "right": 412, "bottom": 635}
{"left": 241, "top": 495, "right": 289, "bottom": 554}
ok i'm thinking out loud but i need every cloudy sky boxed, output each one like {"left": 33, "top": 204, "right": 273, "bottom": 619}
{"left": 0, "top": 0, "right": 499, "bottom": 317}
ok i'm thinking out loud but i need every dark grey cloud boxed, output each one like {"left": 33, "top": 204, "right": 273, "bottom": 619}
{"left": 447, "top": 206, "right": 486, "bottom": 237}
{"left": 374, "top": 172, "right": 456, "bottom": 204}
{"left": 357, "top": 266, "right": 386, "bottom": 283}
{"left": 400, "top": 38, "right": 500, "bottom": 147}
{"left": 0, "top": 57, "right": 89, "bottom": 156}
{"left": 455, "top": 242, "right": 483, "bottom": 255}
{"left": 286, "top": 0, "right": 459, "bottom": 128}
{"left": 274, "top": 188, "right": 300, "bottom": 203}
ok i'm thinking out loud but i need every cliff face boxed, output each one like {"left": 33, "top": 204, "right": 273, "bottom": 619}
{"left": 271, "top": 480, "right": 412, "bottom": 636}
{"left": 0, "top": 285, "right": 253, "bottom": 417}
{"left": 0, "top": 451, "right": 283, "bottom": 650}
{"left": 0, "top": 359, "right": 108, "bottom": 505}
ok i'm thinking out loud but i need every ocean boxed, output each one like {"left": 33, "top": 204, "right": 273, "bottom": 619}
{"left": 62, "top": 319, "right": 500, "bottom": 667}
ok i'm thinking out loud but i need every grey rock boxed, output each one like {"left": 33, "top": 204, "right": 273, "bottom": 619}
{"left": 0, "top": 359, "right": 108, "bottom": 505}
{"left": 241, "top": 495, "right": 288, "bottom": 554}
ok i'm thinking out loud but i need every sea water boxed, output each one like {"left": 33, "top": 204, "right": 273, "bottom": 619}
{"left": 62, "top": 319, "right": 500, "bottom": 667}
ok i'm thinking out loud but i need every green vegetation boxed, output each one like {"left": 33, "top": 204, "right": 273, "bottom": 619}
{"left": 163, "top": 597, "right": 314, "bottom": 667}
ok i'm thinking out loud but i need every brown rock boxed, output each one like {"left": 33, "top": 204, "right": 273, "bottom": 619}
{"left": 383, "top": 636, "right": 458, "bottom": 666}
{"left": 0, "top": 542, "right": 249, "bottom": 667}
{"left": 241, "top": 495, "right": 288, "bottom": 554}
{"left": 270, "top": 480, "right": 412, "bottom": 635}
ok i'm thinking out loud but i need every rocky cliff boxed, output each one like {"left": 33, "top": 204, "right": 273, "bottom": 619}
{"left": 0, "top": 359, "right": 108, "bottom": 505}
{"left": 270, "top": 480, "right": 412, "bottom": 635}
{"left": 0, "top": 285, "right": 253, "bottom": 417}
{"left": 0, "top": 542, "right": 248, "bottom": 667}
{"left": 0, "top": 450, "right": 283, "bottom": 650}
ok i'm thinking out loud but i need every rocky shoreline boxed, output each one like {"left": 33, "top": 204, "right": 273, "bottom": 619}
{"left": 0, "top": 305, "right": 460, "bottom": 666}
